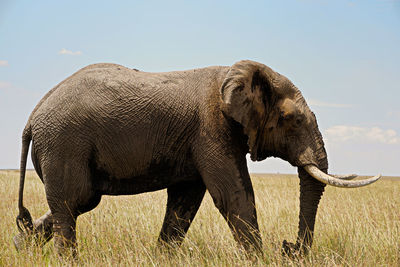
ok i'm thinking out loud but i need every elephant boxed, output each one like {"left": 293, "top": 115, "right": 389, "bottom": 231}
{"left": 14, "top": 60, "right": 380, "bottom": 256}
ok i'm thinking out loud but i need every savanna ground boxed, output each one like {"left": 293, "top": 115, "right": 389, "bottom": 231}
{"left": 0, "top": 170, "right": 399, "bottom": 266}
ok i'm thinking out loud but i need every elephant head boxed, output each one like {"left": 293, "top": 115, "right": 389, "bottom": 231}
{"left": 220, "top": 60, "right": 380, "bottom": 254}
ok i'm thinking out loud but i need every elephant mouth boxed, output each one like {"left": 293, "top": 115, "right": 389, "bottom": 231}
{"left": 251, "top": 146, "right": 269, "bottom": 161}
{"left": 256, "top": 152, "right": 268, "bottom": 161}
{"left": 250, "top": 153, "right": 267, "bottom": 162}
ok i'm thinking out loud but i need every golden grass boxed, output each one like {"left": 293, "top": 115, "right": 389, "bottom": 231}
{"left": 0, "top": 170, "right": 399, "bottom": 266}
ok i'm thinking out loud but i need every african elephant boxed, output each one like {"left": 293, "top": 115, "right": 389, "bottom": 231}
{"left": 14, "top": 60, "right": 380, "bottom": 256}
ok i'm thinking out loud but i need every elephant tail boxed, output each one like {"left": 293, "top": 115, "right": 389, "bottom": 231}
{"left": 16, "top": 124, "right": 33, "bottom": 233}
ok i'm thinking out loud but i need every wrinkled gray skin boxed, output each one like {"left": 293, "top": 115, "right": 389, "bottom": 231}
{"left": 15, "top": 60, "right": 328, "bottom": 256}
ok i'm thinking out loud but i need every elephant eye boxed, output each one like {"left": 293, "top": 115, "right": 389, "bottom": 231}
{"left": 280, "top": 111, "right": 294, "bottom": 120}
{"left": 294, "top": 116, "right": 304, "bottom": 128}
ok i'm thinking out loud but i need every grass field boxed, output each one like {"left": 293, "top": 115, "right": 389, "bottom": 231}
{"left": 0, "top": 170, "right": 399, "bottom": 266}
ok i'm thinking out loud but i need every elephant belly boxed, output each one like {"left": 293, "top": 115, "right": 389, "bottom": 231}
{"left": 93, "top": 160, "right": 200, "bottom": 195}
{"left": 95, "top": 174, "right": 172, "bottom": 195}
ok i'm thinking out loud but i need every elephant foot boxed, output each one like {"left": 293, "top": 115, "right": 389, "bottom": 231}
{"left": 281, "top": 240, "right": 306, "bottom": 258}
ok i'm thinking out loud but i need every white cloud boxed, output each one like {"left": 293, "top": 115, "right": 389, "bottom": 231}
{"left": 0, "top": 60, "right": 8, "bottom": 66}
{"left": 325, "top": 125, "right": 400, "bottom": 145}
{"left": 308, "top": 99, "right": 353, "bottom": 108}
{"left": 59, "top": 48, "right": 82, "bottom": 55}
{"left": 0, "top": 81, "right": 11, "bottom": 89}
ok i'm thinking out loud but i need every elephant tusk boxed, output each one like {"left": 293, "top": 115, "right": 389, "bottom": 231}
{"left": 304, "top": 165, "right": 381, "bottom": 188}
{"left": 331, "top": 174, "right": 358, "bottom": 180}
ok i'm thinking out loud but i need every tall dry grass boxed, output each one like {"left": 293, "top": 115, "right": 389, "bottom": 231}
{"left": 0, "top": 170, "right": 399, "bottom": 266}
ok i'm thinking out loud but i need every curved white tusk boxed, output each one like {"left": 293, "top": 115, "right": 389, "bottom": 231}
{"left": 304, "top": 165, "right": 381, "bottom": 188}
{"left": 331, "top": 174, "right": 358, "bottom": 180}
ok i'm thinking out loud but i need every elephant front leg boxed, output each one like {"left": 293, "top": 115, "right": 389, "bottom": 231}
{"left": 192, "top": 139, "right": 262, "bottom": 252}
{"left": 158, "top": 179, "right": 206, "bottom": 246}
{"left": 197, "top": 159, "right": 262, "bottom": 252}
{"left": 206, "top": 178, "right": 262, "bottom": 252}
{"left": 282, "top": 167, "right": 325, "bottom": 256}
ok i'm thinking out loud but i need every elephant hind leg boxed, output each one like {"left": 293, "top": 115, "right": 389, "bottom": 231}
{"left": 33, "top": 210, "right": 54, "bottom": 245}
{"left": 50, "top": 193, "right": 101, "bottom": 257}
{"left": 51, "top": 211, "right": 77, "bottom": 257}
{"left": 158, "top": 179, "right": 206, "bottom": 246}
{"left": 43, "top": 159, "right": 96, "bottom": 256}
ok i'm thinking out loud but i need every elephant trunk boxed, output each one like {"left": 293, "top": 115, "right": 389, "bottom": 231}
{"left": 296, "top": 134, "right": 328, "bottom": 252}
{"left": 283, "top": 129, "right": 328, "bottom": 256}
{"left": 295, "top": 165, "right": 326, "bottom": 253}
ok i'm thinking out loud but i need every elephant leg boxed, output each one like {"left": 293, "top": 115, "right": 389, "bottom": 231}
{"left": 13, "top": 210, "right": 53, "bottom": 250}
{"left": 158, "top": 179, "right": 206, "bottom": 246}
{"left": 33, "top": 210, "right": 54, "bottom": 245}
{"left": 282, "top": 167, "right": 326, "bottom": 256}
{"left": 51, "top": 211, "right": 77, "bottom": 256}
{"left": 207, "top": 178, "right": 261, "bottom": 252}
{"left": 43, "top": 159, "right": 95, "bottom": 257}
{"left": 194, "top": 148, "right": 262, "bottom": 252}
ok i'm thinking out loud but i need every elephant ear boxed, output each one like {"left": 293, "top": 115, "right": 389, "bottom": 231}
{"left": 220, "top": 60, "right": 276, "bottom": 159}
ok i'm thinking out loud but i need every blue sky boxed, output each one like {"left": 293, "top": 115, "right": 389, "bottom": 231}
{"left": 0, "top": 0, "right": 399, "bottom": 175}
